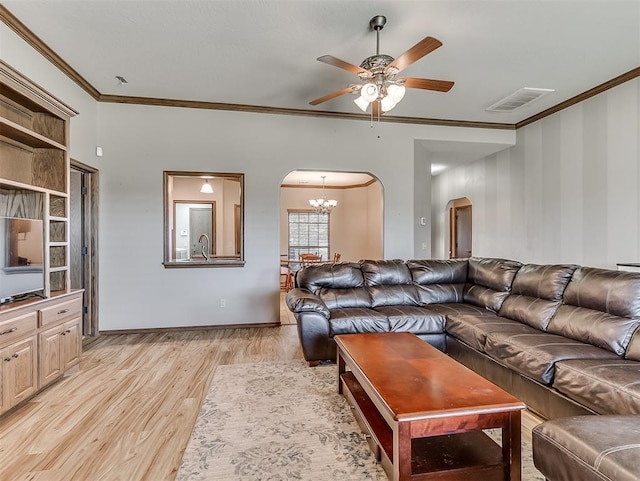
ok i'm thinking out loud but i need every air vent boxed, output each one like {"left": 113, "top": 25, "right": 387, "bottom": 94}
{"left": 486, "top": 87, "right": 554, "bottom": 112}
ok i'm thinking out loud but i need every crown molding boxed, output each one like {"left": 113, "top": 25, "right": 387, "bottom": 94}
{"left": 0, "top": 5, "right": 100, "bottom": 100}
{"left": 97, "top": 94, "right": 514, "bottom": 129}
{"left": 516, "top": 66, "right": 640, "bottom": 128}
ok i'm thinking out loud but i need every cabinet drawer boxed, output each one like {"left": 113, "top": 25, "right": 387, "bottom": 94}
{"left": 39, "top": 298, "right": 82, "bottom": 327}
{"left": 0, "top": 312, "right": 37, "bottom": 347}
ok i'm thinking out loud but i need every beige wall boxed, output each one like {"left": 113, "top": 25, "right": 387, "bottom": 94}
{"left": 280, "top": 182, "right": 383, "bottom": 263}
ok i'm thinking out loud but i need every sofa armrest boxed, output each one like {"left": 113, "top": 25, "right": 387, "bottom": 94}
{"left": 286, "top": 288, "right": 330, "bottom": 319}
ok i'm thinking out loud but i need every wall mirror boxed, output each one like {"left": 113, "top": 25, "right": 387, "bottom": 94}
{"left": 163, "top": 171, "right": 244, "bottom": 267}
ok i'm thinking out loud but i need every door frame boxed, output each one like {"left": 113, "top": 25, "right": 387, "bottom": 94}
{"left": 70, "top": 159, "right": 99, "bottom": 341}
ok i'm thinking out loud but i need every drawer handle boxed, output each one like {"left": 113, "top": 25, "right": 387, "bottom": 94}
{"left": 3, "top": 357, "right": 11, "bottom": 362}
{"left": 0, "top": 327, "right": 18, "bottom": 335}
{"left": 12, "top": 353, "right": 18, "bottom": 358}
{"left": 65, "top": 329, "right": 71, "bottom": 334}
{"left": 57, "top": 309, "right": 69, "bottom": 315}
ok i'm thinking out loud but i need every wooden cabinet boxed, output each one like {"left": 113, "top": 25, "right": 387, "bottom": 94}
{"left": 39, "top": 317, "right": 81, "bottom": 388}
{"left": 0, "top": 291, "right": 82, "bottom": 415}
{"left": 1, "top": 334, "right": 37, "bottom": 413}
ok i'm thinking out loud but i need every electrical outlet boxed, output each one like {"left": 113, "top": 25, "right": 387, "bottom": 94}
{"left": 219, "top": 298, "right": 226, "bottom": 308}
{"left": 422, "top": 242, "right": 428, "bottom": 250}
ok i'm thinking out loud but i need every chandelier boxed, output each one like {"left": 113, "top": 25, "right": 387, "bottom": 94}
{"left": 309, "top": 176, "right": 337, "bottom": 214}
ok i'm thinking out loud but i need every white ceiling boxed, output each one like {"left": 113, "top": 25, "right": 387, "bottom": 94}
{"left": 3, "top": 0, "right": 639, "bottom": 126}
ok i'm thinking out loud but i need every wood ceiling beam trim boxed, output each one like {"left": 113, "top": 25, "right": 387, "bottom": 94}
{"left": 0, "top": 5, "right": 101, "bottom": 100}
{"left": 98, "top": 94, "right": 515, "bottom": 130}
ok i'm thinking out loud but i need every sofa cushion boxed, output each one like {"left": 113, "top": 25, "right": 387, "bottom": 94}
{"left": 553, "top": 359, "right": 640, "bottom": 415}
{"left": 317, "top": 287, "right": 371, "bottom": 310}
{"left": 626, "top": 327, "right": 640, "bottom": 361}
{"left": 415, "top": 283, "right": 464, "bottom": 305}
{"left": 498, "top": 263, "right": 577, "bottom": 330}
{"left": 533, "top": 415, "right": 640, "bottom": 481}
{"left": 328, "top": 308, "right": 389, "bottom": 336}
{"left": 375, "top": 306, "right": 446, "bottom": 335}
{"left": 369, "top": 284, "right": 419, "bottom": 308}
{"left": 548, "top": 267, "right": 640, "bottom": 356}
{"left": 407, "top": 259, "right": 467, "bottom": 306}
{"left": 360, "top": 259, "right": 412, "bottom": 286}
{"left": 463, "top": 257, "right": 522, "bottom": 312}
{"left": 563, "top": 267, "right": 640, "bottom": 318}
{"left": 445, "top": 314, "right": 540, "bottom": 352}
{"left": 408, "top": 258, "right": 468, "bottom": 284}
{"left": 297, "top": 262, "right": 364, "bottom": 293}
{"left": 427, "top": 302, "right": 500, "bottom": 318}
{"left": 484, "top": 331, "right": 619, "bottom": 384}
{"left": 548, "top": 305, "right": 640, "bottom": 356}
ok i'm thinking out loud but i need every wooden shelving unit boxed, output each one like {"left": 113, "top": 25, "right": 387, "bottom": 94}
{"left": 0, "top": 60, "right": 82, "bottom": 416}
{"left": 0, "top": 60, "right": 76, "bottom": 296}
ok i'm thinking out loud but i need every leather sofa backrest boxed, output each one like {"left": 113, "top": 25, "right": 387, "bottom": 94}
{"left": 625, "top": 327, "right": 640, "bottom": 361}
{"left": 360, "top": 259, "right": 419, "bottom": 307}
{"left": 463, "top": 257, "right": 522, "bottom": 312}
{"left": 296, "top": 262, "right": 372, "bottom": 309}
{"left": 408, "top": 259, "right": 467, "bottom": 304}
{"left": 548, "top": 267, "right": 640, "bottom": 356}
{"left": 498, "top": 264, "right": 577, "bottom": 330}
{"left": 297, "top": 262, "right": 364, "bottom": 292}
{"left": 361, "top": 259, "right": 412, "bottom": 285}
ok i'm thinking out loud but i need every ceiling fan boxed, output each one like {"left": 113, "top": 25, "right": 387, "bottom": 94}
{"left": 310, "top": 15, "right": 454, "bottom": 114}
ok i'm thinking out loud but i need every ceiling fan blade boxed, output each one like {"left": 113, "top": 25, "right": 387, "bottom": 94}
{"left": 386, "top": 36, "right": 442, "bottom": 73}
{"left": 309, "top": 86, "right": 357, "bottom": 106}
{"left": 401, "top": 77, "right": 454, "bottom": 92}
{"left": 317, "top": 55, "right": 370, "bottom": 77}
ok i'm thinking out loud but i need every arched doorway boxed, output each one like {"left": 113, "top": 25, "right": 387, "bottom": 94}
{"left": 447, "top": 197, "right": 472, "bottom": 258}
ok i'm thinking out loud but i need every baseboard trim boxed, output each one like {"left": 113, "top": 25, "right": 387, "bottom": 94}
{"left": 99, "top": 322, "right": 281, "bottom": 335}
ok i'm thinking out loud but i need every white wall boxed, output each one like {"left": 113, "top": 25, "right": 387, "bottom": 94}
{"left": 2, "top": 22, "right": 515, "bottom": 330}
{"left": 432, "top": 79, "right": 640, "bottom": 269}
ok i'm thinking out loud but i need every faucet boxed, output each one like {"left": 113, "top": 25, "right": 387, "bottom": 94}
{"left": 198, "top": 233, "right": 210, "bottom": 261}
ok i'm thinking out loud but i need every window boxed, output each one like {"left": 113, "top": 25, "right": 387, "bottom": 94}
{"left": 288, "top": 211, "right": 329, "bottom": 261}
{"left": 163, "top": 171, "right": 244, "bottom": 267}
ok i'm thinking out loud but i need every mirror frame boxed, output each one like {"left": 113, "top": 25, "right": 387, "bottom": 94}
{"left": 163, "top": 171, "right": 245, "bottom": 268}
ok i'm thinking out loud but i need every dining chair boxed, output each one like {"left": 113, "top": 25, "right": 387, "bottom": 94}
{"left": 299, "top": 253, "right": 322, "bottom": 267}
{"left": 280, "top": 265, "right": 293, "bottom": 291}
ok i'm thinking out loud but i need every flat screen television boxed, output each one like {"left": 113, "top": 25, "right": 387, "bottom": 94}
{"left": 0, "top": 216, "right": 45, "bottom": 303}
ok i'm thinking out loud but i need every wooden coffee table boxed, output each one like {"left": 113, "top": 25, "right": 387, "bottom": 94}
{"left": 335, "top": 332, "right": 526, "bottom": 481}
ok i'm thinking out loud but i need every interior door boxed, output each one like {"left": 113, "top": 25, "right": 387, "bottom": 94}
{"left": 69, "top": 162, "right": 98, "bottom": 338}
{"left": 453, "top": 205, "right": 472, "bottom": 258}
{"left": 189, "top": 207, "right": 213, "bottom": 258}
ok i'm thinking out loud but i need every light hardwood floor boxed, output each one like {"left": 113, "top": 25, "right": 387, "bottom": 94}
{"left": 0, "top": 294, "right": 541, "bottom": 481}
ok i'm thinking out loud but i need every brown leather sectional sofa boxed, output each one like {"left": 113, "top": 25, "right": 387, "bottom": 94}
{"left": 285, "top": 257, "right": 640, "bottom": 481}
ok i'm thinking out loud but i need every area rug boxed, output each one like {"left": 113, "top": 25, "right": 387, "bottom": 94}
{"left": 177, "top": 360, "right": 544, "bottom": 481}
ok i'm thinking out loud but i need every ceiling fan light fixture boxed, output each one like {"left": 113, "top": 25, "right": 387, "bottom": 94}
{"left": 361, "top": 83, "right": 379, "bottom": 102}
{"left": 354, "top": 95, "right": 370, "bottom": 112}
{"left": 380, "top": 95, "right": 397, "bottom": 112}
{"left": 388, "top": 84, "right": 406, "bottom": 103}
